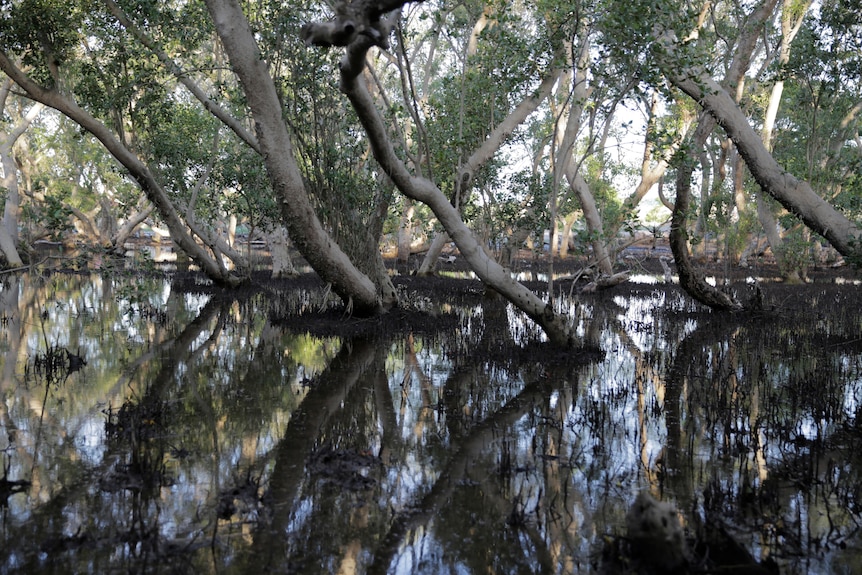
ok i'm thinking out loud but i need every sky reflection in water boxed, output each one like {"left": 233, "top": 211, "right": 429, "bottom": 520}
{"left": 1, "top": 273, "right": 862, "bottom": 574}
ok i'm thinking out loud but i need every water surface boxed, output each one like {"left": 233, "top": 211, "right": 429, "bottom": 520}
{"left": 1, "top": 272, "right": 861, "bottom": 573}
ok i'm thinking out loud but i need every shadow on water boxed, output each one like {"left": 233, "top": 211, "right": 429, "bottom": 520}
{"left": 0, "top": 270, "right": 861, "bottom": 573}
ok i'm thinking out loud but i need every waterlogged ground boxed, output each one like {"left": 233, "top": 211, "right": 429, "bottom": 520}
{"left": 1, "top": 263, "right": 862, "bottom": 574}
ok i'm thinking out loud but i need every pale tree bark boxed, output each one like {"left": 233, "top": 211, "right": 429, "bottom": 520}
{"left": 0, "top": 79, "right": 43, "bottom": 267}
{"left": 665, "top": 0, "right": 779, "bottom": 309}
{"left": 659, "top": 3, "right": 862, "bottom": 262}
{"left": 0, "top": 54, "right": 245, "bottom": 286}
{"left": 179, "top": 129, "right": 249, "bottom": 275}
{"left": 338, "top": 32, "right": 573, "bottom": 346}
{"left": 68, "top": 194, "right": 152, "bottom": 251}
{"left": 67, "top": 204, "right": 104, "bottom": 244}
{"left": 396, "top": 198, "right": 415, "bottom": 265}
{"left": 417, "top": 5, "right": 494, "bottom": 275}
{"left": 552, "top": 31, "right": 616, "bottom": 278}
{"left": 415, "top": 68, "right": 560, "bottom": 273}
{"left": 413, "top": 63, "right": 558, "bottom": 276}
{"left": 671, "top": 72, "right": 862, "bottom": 258}
{"left": 616, "top": 93, "right": 688, "bottom": 231}
{"left": 756, "top": 0, "right": 813, "bottom": 281}
{"left": 415, "top": 9, "right": 561, "bottom": 275}
{"left": 417, "top": 231, "right": 449, "bottom": 275}
{"left": 567, "top": 170, "right": 612, "bottom": 272}
{"left": 266, "top": 226, "right": 297, "bottom": 279}
{"left": 204, "top": 0, "right": 384, "bottom": 314}
{"left": 670, "top": 117, "right": 743, "bottom": 311}
{"left": 113, "top": 201, "right": 154, "bottom": 249}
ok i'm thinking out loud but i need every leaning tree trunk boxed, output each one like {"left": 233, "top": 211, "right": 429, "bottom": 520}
{"left": 667, "top": 72, "right": 862, "bottom": 260}
{"left": 670, "top": 119, "right": 743, "bottom": 311}
{"left": 338, "top": 37, "right": 573, "bottom": 346}
{"left": 205, "top": 0, "right": 385, "bottom": 315}
{"left": 0, "top": 53, "right": 245, "bottom": 287}
{"left": 567, "top": 170, "right": 614, "bottom": 276}
{"left": 112, "top": 201, "right": 154, "bottom": 252}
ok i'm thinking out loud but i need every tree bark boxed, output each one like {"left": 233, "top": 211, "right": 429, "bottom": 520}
{"left": 0, "top": 80, "right": 42, "bottom": 267}
{"left": 666, "top": 72, "right": 862, "bottom": 259}
{"left": 112, "top": 202, "right": 154, "bottom": 251}
{"left": 0, "top": 53, "right": 244, "bottom": 286}
{"left": 670, "top": 119, "right": 743, "bottom": 311}
{"left": 396, "top": 198, "right": 414, "bottom": 265}
{"left": 341, "top": 47, "right": 573, "bottom": 346}
{"left": 204, "top": 0, "right": 385, "bottom": 315}
{"left": 754, "top": 0, "right": 813, "bottom": 280}
{"left": 266, "top": 226, "right": 297, "bottom": 279}
{"left": 567, "top": 169, "right": 614, "bottom": 275}
{"left": 417, "top": 65, "right": 560, "bottom": 275}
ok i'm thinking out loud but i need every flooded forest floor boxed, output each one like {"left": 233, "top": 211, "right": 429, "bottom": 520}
{"left": 3, "top": 249, "right": 862, "bottom": 574}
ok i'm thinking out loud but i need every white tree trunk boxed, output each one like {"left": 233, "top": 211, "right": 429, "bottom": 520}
{"left": 267, "top": 226, "right": 297, "bottom": 279}
{"left": 343, "top": 63, "right": 573, "bottom": 346}
{"left": 663, "top": 45, "right": 862, "bottom": 257}
{"left": 416, "top": 232, "right": 449, "bottom": 275}
{"left": 113, "top": 202, "right": 154, "bottom": 251}
{"left": 0, "top": 80, "right": 41, "bottom": 267}
{"left": 396, "top": 199, "right": 414, "bottom": 264}
{"left": 753, "top": 1, "right": 813, "bottom": 279}
{"left": 417, "top": 63, "right": 561, "bottom": 274}
{"left": 204, "top": 0, "right": 384, "bottom": 313}
{"left": 567, "top": 170, "right": 614, "bottom": 275}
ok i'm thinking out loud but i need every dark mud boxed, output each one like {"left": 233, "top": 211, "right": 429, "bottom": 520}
{"left": 170, "top": 253, "right": 862, "bottom": 357}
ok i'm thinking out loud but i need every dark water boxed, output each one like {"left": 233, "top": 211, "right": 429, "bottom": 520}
{"left": 1, "top": 272, "right": 862, "bottom": 574}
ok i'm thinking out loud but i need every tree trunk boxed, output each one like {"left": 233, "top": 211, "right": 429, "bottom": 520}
{"left": 670, "top": 119, "right": 743, "bottom": 311}
{"left": 567, "top": 170, "right": 614, "bottom": 275}
{"left": 204, "top": 0, "right": 385, "bottom": 314}
{"left": 342, "top": 55, "right": 573, "bottom": 346}
{"left": 112, "top": 202, "right": 154, "bottom": 252}
{"left": 667, "top": 72, "right": 862, "bottom": 259}
{"left": 0, "top": 53, "right": 244, "bottom": 286}
{"left": 416, "top": 232, "right": 449, "bottom": 275}
{"left": 754, "top": 1, "right": 813, "bottom": 279}
{"left": 416, "top": 63, "right": 561, "bottom": 275}
{"left": 396, "top": 199, "right": 414, "bottom": 266}
{"left": 0, "top": 81, "right": 41, "bottom": 267}
{"left": 267, "top": 226, "right": 297, "bottom": 279}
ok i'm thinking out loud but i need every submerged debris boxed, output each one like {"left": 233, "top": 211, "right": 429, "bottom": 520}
{"left": 602, "top": 491, "right": 781, "bottom": 574}
{"left": 624, "top": 491, "right": 690, "bottom": 574}
{"left": 307, "top": 443, "right": 380, "bottom": 492}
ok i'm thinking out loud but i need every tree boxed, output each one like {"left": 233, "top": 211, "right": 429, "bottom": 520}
{"left": 0, "top": 0, "right": 248, "bottom": 284}
{"left": 207, "top": 0, "right": 575, "bottom": 345}
{"left": 0, "top": 78, "right": 42, "bottom": 267}
{"left": 652, "top": 0, "right": 862, "bottom": 267}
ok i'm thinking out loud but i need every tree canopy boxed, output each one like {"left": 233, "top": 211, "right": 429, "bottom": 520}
{"left": 1, "top": 0, "right": 860, "bottom": 342}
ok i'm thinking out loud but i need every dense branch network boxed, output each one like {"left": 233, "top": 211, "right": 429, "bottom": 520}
{"left": 300, "top": 0, "right": 575, "bottom": 347}
{"left": 301, "top": 0, "right": 417, "bottom": 50}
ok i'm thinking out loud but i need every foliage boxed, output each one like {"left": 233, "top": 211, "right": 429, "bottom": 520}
{"left": 21, "top": 182, "right": 72, "bottom": 240}
{"left": 0, "top": 0, "right": 859, "bottom": 284}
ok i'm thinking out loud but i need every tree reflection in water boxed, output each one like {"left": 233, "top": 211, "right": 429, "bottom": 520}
{"left": 0, "top": 273, "right": 861, "bottom": 573}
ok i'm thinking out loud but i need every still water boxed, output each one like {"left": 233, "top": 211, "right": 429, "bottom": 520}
{"left": 1, "top": 272, "right": 861, "bottom": 573}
